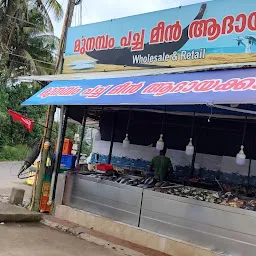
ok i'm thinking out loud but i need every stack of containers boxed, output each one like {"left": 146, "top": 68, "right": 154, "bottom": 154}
{"left": 59, "top": 139, "right": 76, "bottom": 172}
{"left": 40, "top": 138, "right": 76, "bottom": 213}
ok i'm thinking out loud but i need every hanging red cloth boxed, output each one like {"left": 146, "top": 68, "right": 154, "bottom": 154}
{"left": 8, "top": 110, "right": 35, "bottom": 133}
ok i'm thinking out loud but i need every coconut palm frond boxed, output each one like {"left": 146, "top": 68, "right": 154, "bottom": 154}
{"left": 45, "top": 0, "right": 63, "bottom": 20}
{"left": 32, "top": 34, "right": 59, "bottom": 47}
{"left": 1, "top": 0, "right": 62, "bottom": 76}
{"left": 22, "top": 49, "right": 38, "bottom": 74}
{"left": 29, "top": 5, "right": 54, "bottom": 33}
{"left": 36, "top": 0, "right": 63, "bottom": 21}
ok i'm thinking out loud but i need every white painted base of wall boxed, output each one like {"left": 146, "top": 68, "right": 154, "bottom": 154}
{"left": 55, "top": 205, "right": 223, "bottom": 256}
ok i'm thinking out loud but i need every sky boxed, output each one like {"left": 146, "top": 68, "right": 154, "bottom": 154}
{"left": 53, "top": 0, "right": 211, "bottom": 37}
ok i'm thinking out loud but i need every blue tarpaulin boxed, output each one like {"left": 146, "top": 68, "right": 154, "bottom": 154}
{"left": 22, "top": 68, "right": 256, "bottom": 106}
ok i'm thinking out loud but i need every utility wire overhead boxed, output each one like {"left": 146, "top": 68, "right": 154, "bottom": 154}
{"left": 1, "top": 43, "right": 56, "bottom": 66}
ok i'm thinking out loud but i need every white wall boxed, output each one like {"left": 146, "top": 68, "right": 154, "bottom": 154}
{"left": 92, "top": 140, "right": 256, "bottom": 177}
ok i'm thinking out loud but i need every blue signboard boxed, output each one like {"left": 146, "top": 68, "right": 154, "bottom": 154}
{"left": 22, "top": 68, "right": 256, "bottom": 106}
{"left": 63, "top": 0, "right": 256, "bottom": 73}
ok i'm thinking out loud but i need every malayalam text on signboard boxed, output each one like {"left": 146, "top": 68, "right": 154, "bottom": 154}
{"left": 22, "top": 68, "right": 256, "bottom": 106}
{"left": 63, "top": 0, "right": 256, "bottom": 73}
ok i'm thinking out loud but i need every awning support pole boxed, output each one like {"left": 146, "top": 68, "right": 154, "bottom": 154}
{"left": 247, "top": 130, "right": 253, "bottom": 190}
{"left": 33, "top": 105, "right": 56, "bottom": 211}
{"left": 76, "top": 108, "right": 87, "bottom": 167}
{"left": 108, "top": 113, "right": 117, "bottom": 164}
{"left": 47, "top": 106, "right": 68, "bottom": 206}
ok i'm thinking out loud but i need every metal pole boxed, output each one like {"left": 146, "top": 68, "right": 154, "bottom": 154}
{"left": 47, "top": 106, "right": 65, "bottom": 205}
{"left": 248, "top": 158, "right": 252, "bottom": 189}
{"left": 76, "top": 108, "right": 87, "bottom": 167}
{"left": 33, "top": 105, "right": 56, "bottom": 211}
{"left": 247, "top": 130, "right": 253, "bottom": 190}
{"left": 108, "top": 113, "right": 117, "bottom": 164}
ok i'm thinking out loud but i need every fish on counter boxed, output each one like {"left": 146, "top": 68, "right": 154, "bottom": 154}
{"left": 82, "top": 172, "right": 256, "bottom": 212}
{"left": 115, "top": 177, "right": 123, "bottom": 183}
{"left": 155, "top": 181, "right": 164, "bottom": 187}
{"left": 165, "top": 186, "right": 256, "bottom": 211}
{"left": 143, "top": 177, "right": 155, "bottom": 188}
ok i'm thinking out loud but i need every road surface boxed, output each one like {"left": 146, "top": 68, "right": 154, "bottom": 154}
{"left": 0, "top": 223, "right": 123, "bottom": 256}
{"left": 0, "top": 161, "right": 32, "bottom": 203}
{"left": 0, "top": 163, "right": 124, "bottom": 256}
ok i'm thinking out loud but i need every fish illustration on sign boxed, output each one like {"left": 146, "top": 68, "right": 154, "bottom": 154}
{"left": 84, "top": 4, "right": 207, "bottom": 68}
{"left": 68, "top": 59, "right": 97, "bottom": 70}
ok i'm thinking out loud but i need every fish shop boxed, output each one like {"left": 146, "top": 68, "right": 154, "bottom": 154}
{"left": 21, "top": 65, "right": 256, "bottom": 255}
{"left": 19, "top": 0, "right": 256, "bottom": 254}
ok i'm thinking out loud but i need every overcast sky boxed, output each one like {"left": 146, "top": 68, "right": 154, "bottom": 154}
{"left": 53, "top": 0, "right": 211, "bottom": 37}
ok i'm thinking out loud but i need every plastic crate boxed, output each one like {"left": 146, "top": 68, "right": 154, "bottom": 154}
{"left": 97, "top": 164, "right": 113, "bottom": 171}
{"left": 60, "top": 154, "right": 77, "bottom": 168}
{"left": 63, "top": 139, "right": 73, "bottom": 155}
{"left": 39, "top": 196, "right": 52, "bottom": 213}
{"left": 55, "top": 139, "right": 73, "bottom": 155}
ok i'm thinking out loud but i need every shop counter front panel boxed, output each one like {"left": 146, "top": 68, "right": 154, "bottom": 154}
{"left": 66, "top": 174, "right": 143, "bottom": 227}
{"left": 140, "top": 190, "right": 256, "bottom": 256}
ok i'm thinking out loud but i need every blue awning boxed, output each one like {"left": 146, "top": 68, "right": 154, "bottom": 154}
{"left": 22, "top": 68, "right": 256, "bottom": 106}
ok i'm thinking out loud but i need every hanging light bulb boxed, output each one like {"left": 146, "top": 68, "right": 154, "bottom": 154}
{"left": 156, "top": 107, "right": 166, "bottom": 151}
{"left": 156, "top": 134, "right": 164, "bottom": 151}
{"left": 123, "top": 134, "right": 130, "bottom": 149}
{"left": 186, "top": 138, "right": 194, "bottom": 156}
{"left": 236, "top": 117, "right": 247, "bottom": 166}
{"left": 236, "top": 145, "right": 246, "bottom": 165}
{"left": 185, "top": 112, "right": 195, "bottom": 156}
{"left": 123, "top": 110, "right": 132, "bottom": 149}
{"left": 94, "top": 129, "right": 101, "bottom": 141}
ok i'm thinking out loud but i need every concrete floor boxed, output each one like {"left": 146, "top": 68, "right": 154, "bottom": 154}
{"left": 0, "top": 163, "right": 123, "bottom": 255}
{"left": 0, "top": 223, "right": 123, "bottom": 256}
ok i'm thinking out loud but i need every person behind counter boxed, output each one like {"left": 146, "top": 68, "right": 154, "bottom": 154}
{"left": 149, "top": 148, "right": 173, "bottom": 182}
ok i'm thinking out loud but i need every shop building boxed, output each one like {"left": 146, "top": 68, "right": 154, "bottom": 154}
{"left": 21, "top": 0, "right": 256, "bottom": 255}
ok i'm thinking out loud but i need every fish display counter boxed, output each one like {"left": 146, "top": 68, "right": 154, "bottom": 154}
{"left": 63, "top": 172, "right": 144, "bottom": 227}
{"left": 63, "top": 171, "right": 183, "bottom": 227}
{"left": 77, "top": 169, "right": 256, "bottom": 212}
{"left": 140, "top": 188, "right": 256, "bottom": 255}
{"left": 61, "top": 170, "right": 256, "bottom": 254}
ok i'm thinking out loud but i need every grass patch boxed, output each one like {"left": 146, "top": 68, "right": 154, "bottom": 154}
{"left": 0, "top": 144, "right": 29, "bottom": 161}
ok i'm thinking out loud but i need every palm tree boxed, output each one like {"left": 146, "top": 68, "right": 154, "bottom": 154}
{"left": 0, "top": 0, "right": 63, "bottom": 25}
{"left": 0, "top": 0, "right": 62, "bottom": 43}
{"left": 7, "top": 7, "right": 60, "bottom": 75}
{"left": 0, "top": 0, "right": 63, "bottom": 75}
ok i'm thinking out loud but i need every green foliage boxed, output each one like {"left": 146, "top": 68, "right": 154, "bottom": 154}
{"left": 0, "top": 0, "right": 63, "bottom": 161}
{"left": 82, "top": 139, "right": 92, "bottom": 157}
{"left": 52, "top": 121, "right": 93, "bottom": 157}
{"left": 0, "top": 79, "right": 46, "bottom": 149}
{"left": 0, "top": 144, "right": 29, "bottom": 161}
{"left": 0, "top": 71, "right": 47, "bottom": 161}
{"left": 0, "top": 0, "right": 63, "bottom": 76}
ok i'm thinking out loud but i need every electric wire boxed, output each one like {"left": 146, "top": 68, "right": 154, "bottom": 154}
{"left": 6, "top": 14, "right": 43, "bottom": 28}
{"left": 6, "top": 51, "right": 56, "bottom": 66}
{"left": 1, "top": 43, "right": 57, "bottom": 74}
{"left": 9, "top": 162, "right": 24, "bottom": 176}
